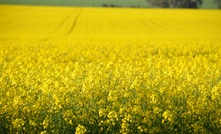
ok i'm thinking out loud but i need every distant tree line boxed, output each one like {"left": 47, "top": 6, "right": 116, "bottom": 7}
{"left": 147, "top": 0, "right": 203, "bottom": 8}
{"left": 102, "top": 0, "right": 221, "bottom": 9}
{"left": 214, "top": 0, "right": 221, "bottom": 8}
{"left": 102, "top": 4, "right": 122, "bottom": 8}
{"left": 102, "top": 4, "right": 142, "bottom": 8}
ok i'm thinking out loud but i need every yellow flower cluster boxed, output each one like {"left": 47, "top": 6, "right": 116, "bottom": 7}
{"left": 1, "top": 38, "right": 221, "bottom": 133}
{"left": 0, "top": 5, "right": 221, "bottom": 133}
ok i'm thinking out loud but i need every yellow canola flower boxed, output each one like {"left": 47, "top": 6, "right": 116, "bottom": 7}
{"left": 99, "top": 108, "right": 106, "bottom": 117}
{"left": 153, "top": 107, "right": 161, "bottom": 114}
{"left": 75, "top": 124, "right": 86, "bottom": 134}
{"left": 162, "top": 110, "right": 173, "bottom": 122}
{"left": 107, "top": 111, "right": 118, "bottom": 119}
{"left": 29, "top": 120, "right": 37, "bottom": 127}
{"left": 40, "top": 131, "right": 48, "bottom": 134}
{"left": 12, "top": 118, "right": 25, "bottom": 129}
{"left": 42, "top": 117, "right": 50, "bottom": 129}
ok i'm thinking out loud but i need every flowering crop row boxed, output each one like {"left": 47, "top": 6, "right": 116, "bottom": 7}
{"left": 1, "top": 39, "right": 221, "bottom": 133}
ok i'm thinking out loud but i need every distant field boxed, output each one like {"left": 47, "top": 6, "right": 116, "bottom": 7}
{"left": 0, "top": 5, "right": 221, "bottom": 134}
{"left": 0, "top": 0, "right": 219, "bottom": 8}
{"left": 0, "top": 5, "right": 220, "bottom": 40}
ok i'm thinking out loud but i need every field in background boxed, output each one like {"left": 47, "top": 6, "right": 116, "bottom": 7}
{"left": 0, "top": 5, "right": 220, "bottom": 40}
{"left": 0, "top": 5, "right": 221, "bottom": 133}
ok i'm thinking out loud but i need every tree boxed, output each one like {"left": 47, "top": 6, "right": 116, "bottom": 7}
{"left": 147, "top": 0, "right": 203, "bottom": 8}
{"left": 214, "top": 0, "right": 221, "bottom": 8}
{"left": 147, "top": 0, "right": 170, "bottom": 7}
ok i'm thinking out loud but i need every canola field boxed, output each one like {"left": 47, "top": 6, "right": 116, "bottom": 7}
{"left": 0, "top": 5, "right": 221, "bottom": 133}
